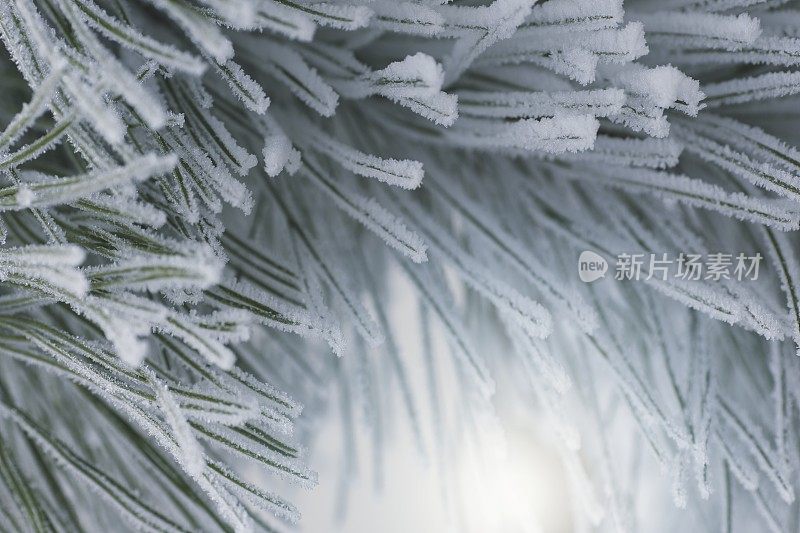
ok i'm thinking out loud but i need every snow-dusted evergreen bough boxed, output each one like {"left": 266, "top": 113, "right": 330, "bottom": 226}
{"left": 0, "top": 0, "right": 799, "bottom": 530}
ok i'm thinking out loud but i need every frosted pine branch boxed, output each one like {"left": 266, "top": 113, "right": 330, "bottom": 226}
{"left": 0, "top": 0, "right": 799, "bottom": 531}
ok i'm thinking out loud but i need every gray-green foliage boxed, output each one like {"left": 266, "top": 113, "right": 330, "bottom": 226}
{"left": 1, "top": 0, "right": 800, "bottom": 531}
